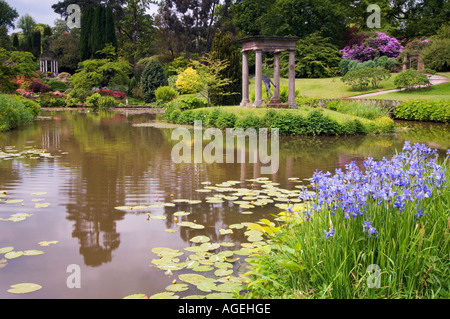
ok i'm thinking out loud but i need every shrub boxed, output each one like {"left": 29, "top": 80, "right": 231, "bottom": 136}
{"left": 421, "top": 39, "right": 450, "bottom": 72}
{"left": 176, "top": 67, "right": 200, "bottom": 94}
{"left": 234, "top": 115, "right": 262, "bottom": 130}
{"left": 141, "top": 59, "right": 168, "bottom": 103}
{"left": 394, "top": 69, "right": 431, "bottom": 90}
{"left": 327, "top": 101, "right": 390, "bottom": 120}
{"left": 0, "top": 94, "right": 37, "bottom": 131}
{"left": 394, "top": 100, "right": 450, "bottom": 123}
{"left": 85, "top": 93, "right": 102, "bottom": 108}
{"left": 155, "top": 86, "right": 178, "bottom": 103}
{"left": 215, "top": 112, "right": 237, "bottom": 130}
{"left": 341, "top": 67, "right": 391, "bottom": 90}
{"left": 47, "top": 79, "right": 69, "bottom": 92}
{"left": 373, "top": 56, "right": 400, "bottom": 72}
{"left": 98, "top": 95, "right": 118, "bottom": 108}
{"left": 179, "top": 96, "right": 208, "bottom": 110}
{"left": 29, "top": 80, "right": 51, "bottom": 93}
{"left": 341, "top": 32, "right": 403, "bottom": 62}
{"left": 280, "top": 33, "right": 341, "bottom": 79}
{"left": 65, "top": 97, "right": 80, "bottom": 108}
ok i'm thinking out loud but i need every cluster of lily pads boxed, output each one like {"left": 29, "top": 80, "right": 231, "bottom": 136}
{"left": 0, "top": 191, "right": 51, "bottom": 222}
{"left": 121, "top": 177, "right": 315, "bottom": 299}
{"left": 0, "top": 241, "right": 58, "bottom": 294}
{"left": 0, "top": 145, "right": 61, "bottom": 161}
{"left": 0, "top": 189, "right": 58, "bottom": 295}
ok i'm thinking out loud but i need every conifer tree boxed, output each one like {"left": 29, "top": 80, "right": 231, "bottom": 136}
{"left": 209, "top": 32, "right": 241, "bottom": 106}
{"left": 80, "top": 6, "right": 94, "bottom": 60}
{"left": 104, "top": 6, "right": 117, "bottom": 53}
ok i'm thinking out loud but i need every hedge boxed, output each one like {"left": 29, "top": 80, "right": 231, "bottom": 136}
{"left": 163, "top": 105, "right": 395, "bottom": 136}
{"left": 394, "top": 100, "right": 449, "bottom": 123}
{"left": 0, "top": 95, "right": 40, "bottom": 132}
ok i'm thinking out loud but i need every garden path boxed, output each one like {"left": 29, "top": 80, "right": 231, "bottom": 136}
{"left": 349, "top": 74, "right": 450, "bottom": 99}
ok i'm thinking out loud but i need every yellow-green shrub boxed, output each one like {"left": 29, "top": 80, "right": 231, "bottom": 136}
{"left": 176, "top": 67, "right": 200, "bottom": 94}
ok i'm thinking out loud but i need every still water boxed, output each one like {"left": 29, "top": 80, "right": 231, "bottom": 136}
{"left": 0, "top": 110, "right": 448, "bottom": 299}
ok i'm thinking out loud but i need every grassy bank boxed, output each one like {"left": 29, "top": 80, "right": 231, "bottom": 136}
{"left": 374, "top": 82, "right": 450, "bottom": 101}
{"left": 242, "top": 142, "right": 450, "bottom": 299}
{"left": 164, "top": 104, "right": 396, "bottom": 136}
{"left": 0, "top": 95, "right": 41, "bottom": 132}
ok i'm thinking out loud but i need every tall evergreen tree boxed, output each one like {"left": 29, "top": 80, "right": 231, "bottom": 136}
{"left": 209, "top": 31, "right": 242, "bottom": 106}
{"left": 80, "top": 5, "right": 117, "bottom": 60}
{"left": 80, "top": 6, "right": 94, "bottom": 60}
{"left": 104, "top": 6, "right": 117, "bottom": 51}
{"left": 91, "top": 6, "right": 106, "bottom": 58}
{"left": 31, "top": 30, "right": 41, "bottom": 57}
{"left": 12, "top": 33, "right": 19, "bottom": 48}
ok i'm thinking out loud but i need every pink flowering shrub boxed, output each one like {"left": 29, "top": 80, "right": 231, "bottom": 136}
{"left": 341, "top": 32, "right": 404, "bottom": 62}
{"left": 99, "top": 89, "right": 126, "bottom": 99}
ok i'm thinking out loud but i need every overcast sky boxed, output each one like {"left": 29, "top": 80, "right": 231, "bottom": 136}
{"left": 5, "top": 0, "right": 158, "bottom": 33}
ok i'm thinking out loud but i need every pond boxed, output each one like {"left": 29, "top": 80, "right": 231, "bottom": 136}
{"left": 0, "top": 110, "right": 448, "bottom": 299}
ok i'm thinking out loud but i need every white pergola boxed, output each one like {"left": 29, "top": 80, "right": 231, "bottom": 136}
{"left": 40, "top": 51, "right": 59, "bottom": 78}
{"left": 239, "top": 36, "right": 299, "bottom": 109}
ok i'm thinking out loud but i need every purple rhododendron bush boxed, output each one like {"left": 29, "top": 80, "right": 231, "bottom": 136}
{"left": 341, "top": 32, "right": 404, "bottom": 62}
{"left": 244, "top": 142, "right": 450, "bottom": 299}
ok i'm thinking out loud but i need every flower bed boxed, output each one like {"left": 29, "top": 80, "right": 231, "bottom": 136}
{"left": 244, "top": 142, "right": 450, "bottom": 299}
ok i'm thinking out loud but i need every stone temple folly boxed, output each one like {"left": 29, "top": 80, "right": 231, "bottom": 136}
{"left": 239, "top": 36, "right": 300, "bottom": 109}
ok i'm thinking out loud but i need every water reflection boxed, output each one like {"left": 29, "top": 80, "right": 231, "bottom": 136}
{"left": 0, "top": 110, "right": 448, "bottom": 298}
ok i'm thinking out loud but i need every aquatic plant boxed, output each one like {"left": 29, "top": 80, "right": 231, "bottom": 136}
{"left": 245, "top": 141, "right": 450, "bottom": 299}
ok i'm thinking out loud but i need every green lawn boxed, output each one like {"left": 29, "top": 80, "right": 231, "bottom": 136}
{"left": 249, "top": 74, "right": 400, "bottom": 99}
{"left": 373, "top": 82, "right": 450, "bottom": 101}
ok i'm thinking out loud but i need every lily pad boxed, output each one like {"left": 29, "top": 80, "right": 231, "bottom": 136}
{"left": 173, "top": 211, "right": 190, "bottom": 216}
{"left": 5, "top": 213, "right": 33, "bottom": 222}
{"left": 5, "top": 251, "right": 24, "bottom": 259}
{"left": 214, "top": 268, "right": 234, "bottom": 277}
{"left": 182, "top": 295, "right": 205, "bottom": 299}
{"left": 177, "top": 221, "right": 205, "bottom": 229}
{"left": 123, "top": 293, "right": 148, "bottom": 299}
{"left": 219, "top": 242, "right": 235, "bottom": 247}
{"left": 187, "top": 200, "right": 202, "bottom": 205}
{"left": 4, "top": 199, "right": 24, "bottom": 204}
{"left": 152, "top": 247, "right": 183, "bottom": 258}
{"left": 215, "top": 282, "right": 242, "bottom": 293}
{"left": 31, "top": 192, "right": 48, "bottom": 196}
{"left": 192, "top": 265, "right": 214, "bottom": 272}
{"left": 165, "top": 229, "right": 178, "bottom": 233}
{"left": 196, "top": 279, "right": 217, "bottom": 292}
{"left": 165, "top": 284, "right": 190, "bottom": 292}
{"left": 247, "top": 235, "right": 264, "bottom": 242}
{"left": 34, "top": 202, "right": 51, "bottom": 208}
{"left": 190, "top": 235, "right": 210, "bottom": 243}
{"left": 149, "top": 292, "right": 179, "bottom": 299}
{"left": 38, "top": 241, "right": 58, "bottom": 246}
{"left": 150, "top": 214, "right": 167, "bottom": 220}
{"left": 219, "top": 228, "right": 233, "bottom": 235}
{"left": 205, "top": 292, "right": 234, "bottom": 299}
{"left": 179, "top": 274, "right": 206, "bottom": 285}
{"left": 7, "top": 283, "right": 42, "bottom": 294}
{"left": 23, "top": 250, "right": 44, "bottom": 256}
{"left": 0, "top": 247, "right": 14, "bottom": 254}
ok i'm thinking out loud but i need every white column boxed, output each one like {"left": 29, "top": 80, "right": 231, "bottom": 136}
{"left": 288, "top": 50, "right": 298, "bottom": 109}
{"left": 254, "top": 49, "right": 263, "bottom": 108}
{"left": 272, "top": 52, "right": 281, "bottom": 104}
{"left": 241, "top": 51, "right": 250, "bottom": 106}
